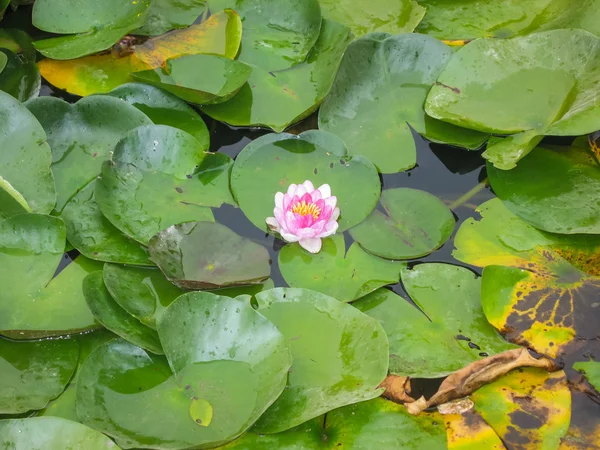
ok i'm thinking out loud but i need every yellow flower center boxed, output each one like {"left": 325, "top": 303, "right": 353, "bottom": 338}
{"left": 291, "top": 201, "right": 321, "bottom": 220}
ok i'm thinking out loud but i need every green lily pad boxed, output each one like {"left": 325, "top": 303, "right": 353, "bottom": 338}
{"left": 131, "top": 54, "right": 252, "bottom": 105}
{"left": 0, "top": 338, "right": 78, "bottom": 414}
{"left": 453, "top": 198, "right": 600, "bottom": 358}
{"left": 253, "top": 288, "right": 389, "bottom": 434}
{"left": 319, "top": 33, "right": 488, "bottom": 173}
{"left": 231, "top": 130, "right": 380, "bottom": 233}
{"left": 25, "top": 95, "right": 151, "bottom": 212}
{"left": 0, "top": 214, "right": 103, "bottom": 339}
{"left": 96, "top": 124, "right": 231, "bottom": 244}
{"left": 83, "top": 271, "right": 163, "bottom": 355}
{"left": 202, "top": 19, "right": 353, "bottom": 132}
{"left": 488, "top": 139, "right": 600, "bottom": 234}
{"left": 37, "top": 10, "right": 242, "bottom": 96}
{"left": 417, "top": 0, "right": 600, "bottom": 40}
{"left": 349, "top": 188, "right": 455, "bottom": 260}
{"left": 223, "top": 398, "right": 447, "bottom": 449}
{"left": 320, "top": 0, "right": 425, "bottom": 36}
{"left": 0, "top": 48, "right": 40, "bottom": 101}
{"left": 574, "top": 361, "right": 600, "bottom": 392}
{"left": 103, "top": 263, "right": 274, "bottom": 329}
{"left": 77, "top": 339, "right": 266, "bottom": 449}
{"left": 158, "top": 292, "right": 291, "bottom": 422}
{"left": 32, "top": 0, "right": 151, "bottom": 59}
{"left": 0, "top": 52, "right": 6, "bottom": 72}
{"left": 279, "top": 234, "right": 403, "bottom": 302}
{"left": 135, "top": 0, "right": 207, "bottom": 36}
{"left": 148, "top": 221, "right": 271, "bottom": 289}
{"left": 0, "top": 176, "right": 29, "bottom": 219}
{"left": 0, "top": 417, "right": 121, "bottom": 449}
{"left": 0, "top": 28, "right": 37, "bottom": 62}
{"left": 354, "top": 263, "right": 516, "bottom": 378}
{"left": 61, "top": 181, "right": 153, "bottom": 265}
{"left": 208, "top": 0, "right": 321, "bottom": 71}
{"left": 106, "top": 82, "right": 210, "bottom": 146}
{"left": 425, "top": 29, "right": 600, "bottom": 169}
{"left": 0, "top": 91, "right": 55, "bottom": 215}
{"left": 38, "top": 330, "right": 117, "bottom": 421}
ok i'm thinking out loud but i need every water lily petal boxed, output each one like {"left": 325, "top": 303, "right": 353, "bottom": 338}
{"left": 266, "top": 217, "right": 280, "bottom": 232}
{"left": 283, "top": 193, "right": 293, "bottom": 210}
{"left": 302, "top": 180, "right": 315, "bottom": 192}
{"left": 324, "top": 195, "right": 337, "bottom": 210}
{"left": 274, "top": 207, "right": 286, "bottom": 228}
{"left": 287, "top": 184, "right": 298, "bottom": 196}
{"left": 275, "top": 191, "right": 284, "bottom": 210}
{"left": 330, "top": 207, "right": 340, "bottom": 222}
{"left": 310, "top": 189, "right": 323, "bottom": 202}
{"left": 318, "top": 184, "right": 331, "bottom": 199}
{"left": 281, "top": 230, "right": 301, "bottom": 243}
{"left": 299, "top": 237, "right": 322, "bottom": 253}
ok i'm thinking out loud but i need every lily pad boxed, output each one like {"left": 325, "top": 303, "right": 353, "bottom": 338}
{"left": 319, "top": 33, "right": 488, "bottom": 173}
{"left": 0, "top": 338, "right": 78, "bottom": 414}
{"left": 0, "top": 214, "right": 103, "bottom": 339}
{"left": 96, "top": 124, "right": 232, "bottom": 244}
{"left": 573, "top": 361, "right": 600, "bottom": 392}
{"left": 135, "top": 0, "right": 207, "bottom": 36}
{"left": 354, "top": 264, "right": 516, "bottom": 378}
{"left": 0, "top": 417, "right": 121, "bottom": 449}
{"left": 208, "top": 0, "right": 321, "bottom": 71}
{"left": 320, "top": 0, "right": 425, "bottom": 36}
{"left": 231, "top": 130, "right": 380, "bottom": 232}
{"left": 149, "top": 221, "right": 271, "bottom": 289}
{"left": 38, "top": 10, "right": 242, "bottom": 96}
{"left": 253, "top": 288, "right": 389, "bottom": 433}
{"left": 0, "top": 176, "right": 29, "bottom": 219}
{"left": 132, "top": 54, "right": 252, "bottom": 105}
{"left": 425, "top": 29, "right": 600, "bottom": 169}
{"left": 25, "top": 95, "right": 152, "bottom": 212}
{"left": 202, "top": 19, "right": 353, "bottom": 132}
{"left": 0, "top": 91, "right": 55, "bottom": 215}
{"left": 157, "top": 292, "right": 291, "bottom": 423}
{"left": 453, "top": 198, "right": 600, "bottom": 358}
{"left": 488, "top": 140, "right": 600, "bottom": 234}
{"left": 0, "top": 48, "right": 40, "bottom": 101}
{"left": 349, "top": 188, "right": 455, "bottom": 260}
{"left": 32, "top": 0, "right": 151, "bottom": 59}
{"left": 106, "top": 82, "right": 210, "bottom": 145}
{"left": 83, "top": 271, "right": 163, "bottom": 355}
{"left": 224, "top": 398, "right": 447, "bottom": 449}
{"left": 61, "top": 181, "right": 153, "bottom": 265}
{"left": 103, "top": 264, "right": 274, "bottom": 328}
{"left": 279, "top": 234, "right": 403, "bottom": 302}
{"left": 76, "top": 339, "right": 270, "bottom": 449}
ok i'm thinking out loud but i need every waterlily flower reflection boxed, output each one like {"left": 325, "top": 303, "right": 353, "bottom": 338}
{"left": 266, "top": 180, "right": 340, "bottom": 254}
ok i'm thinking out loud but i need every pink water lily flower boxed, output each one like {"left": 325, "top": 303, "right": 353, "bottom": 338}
{"left": 266, "top": 180, "right": 340, "bottom": 254}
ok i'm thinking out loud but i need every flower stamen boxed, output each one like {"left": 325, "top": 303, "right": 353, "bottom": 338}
{"left": 291, "top": 201, "right": 321, "bottom": 220}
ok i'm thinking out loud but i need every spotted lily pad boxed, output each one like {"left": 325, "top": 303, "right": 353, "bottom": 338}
{"left": 0, "top": 48, "right": 40, "bottom": 101}
{"left": 208, "top": 0, "right": 321, "bottom": 71}
{"left": 319, "top": 33, "right": 487, "bottom": 173}
{"left": 0, "top": 214, "right": 103, "bottom": 339}
{"left": 96, "top": 125, "right": 232, "bottom": 244}
{"left": 574, "top": 361, "right": 600, "bottom": 392}
{"left": 32, "top": 0, "right": 151, "bottom": 59}
{"left": 279, "top": 234, "right": 403, "bottom": 302}
{"left": 38, "top": 10, "right": 242, "bottom": 96}
{"left": 0, "top": 338, "right": 78, "bottom": 414}
{"left": 0, "top": 417, "right": 121, "bottom": 449}
{"left": 319, "top": 0, "right": 425, "bottom": 36}
{"left": 488, "top": 139, "right": 600, "bottom": 234}
{"left": 231, "top": 131, "right": 380, "bottom": 232}
{"left": 135, "top": 0, "right": 207, "bottom": 36}
{"left": 61, "top": 181, "right": 153, "bottom": 265}
{"left": 25, "top": 95, "right": 152, "bottom": 212}
{"left": 132, "top": 54, "right": 252, "bottom": 105}
{"left": 107, "top": 83, "right": 209, "bottom": 146}
{"left": 453, "top": 198, "right": 600, "bottom": 358}
{"left": 158, "top": 292, "right": 291, "bottom": 423}
{"left": 83, "top": 271, "right": 163, "bottom": 355}
{"left": 0, "top": 91, "right": 55, "bottom": 215}
{"left": 425, "top": 29, "right": 600, "bottom": 169}
{"left": 354, "top": 263, "right": 516, "bottom": 378}
{"left": 202, "top": 19, "right": 353, "bottom": 131}
{"left": 149, "top": 221, "right": 271, "bottom": 289}
{"left": 253, "top": 288, "right": 389, "bottom": 433}
{"left": 349, "top": 188, "right": 455, "bottom": 260}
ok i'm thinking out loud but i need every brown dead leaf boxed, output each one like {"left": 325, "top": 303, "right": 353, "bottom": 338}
{"left": 379, "top": 374, "right": 415, "bottom": 403}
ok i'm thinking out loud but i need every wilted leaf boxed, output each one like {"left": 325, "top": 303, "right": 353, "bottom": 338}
{"left": 444, "top": 410, "right": 506, "bottom": 450}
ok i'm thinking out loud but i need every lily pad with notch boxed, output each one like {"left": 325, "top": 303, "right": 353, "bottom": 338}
{"left": 349, "top": 188, "right": 455, "bottom": 260}
{"left": 279, "top": 234, "right": 403, "bottom": 302}
{"left": 230, "top": 130, "right": 381, "bottom": 233}
{"left": 149, "top": 221, "right": 271, "bottom": 289}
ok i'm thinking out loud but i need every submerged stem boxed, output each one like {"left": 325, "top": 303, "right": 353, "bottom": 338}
{"left": 448, "top": 178, "right": 489, "bottom": 210}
